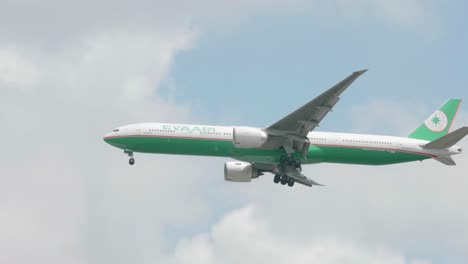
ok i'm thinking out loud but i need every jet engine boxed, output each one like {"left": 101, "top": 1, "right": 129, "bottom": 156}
{"left": 233, "top": 126, "right": 268, "bottom": 148}
{"left": 224, "top": 161, "right": 259, "bottom": 182}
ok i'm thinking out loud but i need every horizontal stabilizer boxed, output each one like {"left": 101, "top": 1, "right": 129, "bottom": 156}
{"left": 435, "top": 156, "right": 456, "bottom": 166}
{"left": 423, "top": 127, "right": 468, "bottom": 149}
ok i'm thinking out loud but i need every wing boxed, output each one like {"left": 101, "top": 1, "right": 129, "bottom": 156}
{"left": 268, "top": 69, "right": 367, "bottom": 135}
{"left": 265, "top": 69, "right": 367, "bottom": 155}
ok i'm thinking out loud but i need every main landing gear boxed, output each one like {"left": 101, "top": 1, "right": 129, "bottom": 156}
{"left": 273, "top": 174, "right": 295, "bottom": 187}
{"left": 279, "top": 155, "right": 302, "bottom": 171}
{"left": 125, "top": 150, "right": 135, "bottom": 165}
{"left": 273, "top": 155, "right": 302, "bottom": 187}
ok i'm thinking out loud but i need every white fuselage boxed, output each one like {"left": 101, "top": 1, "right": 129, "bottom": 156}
{"left": 104, "top": 123, "right": 462, "bottom": 160}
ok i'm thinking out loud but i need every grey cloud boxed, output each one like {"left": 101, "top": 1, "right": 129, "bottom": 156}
{"left": 0, "top": 0, "right": 189, "bottom": 48}
{"left": 0, "top": 0, "right": 436, "bottom": 50}
{"left": 0, "top": 17, "right": 198, "bottom": 264}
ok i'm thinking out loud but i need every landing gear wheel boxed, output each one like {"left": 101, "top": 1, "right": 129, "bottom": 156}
{"left": 129, "top": 158, "right": 135, "bottom": 165}
{"left": 287, "top": 178, "right": 295, "bottom": 187}
{"left": 280, "top": 176, "right": 288, "bottom": 185}
{"left": 288, "top": 158, "right": 301, "bottom": 167}
{"left": 294, "top": 159, "right": 301, "bottom": 166}
{"left": 273, "top": 174, "right": 281, "bottom": 184}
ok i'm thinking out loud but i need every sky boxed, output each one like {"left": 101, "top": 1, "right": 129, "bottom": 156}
{"left": 1, "top": 0, "right": 468, "bottom": 264}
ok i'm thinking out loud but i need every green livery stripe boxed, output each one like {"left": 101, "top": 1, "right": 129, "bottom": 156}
{"left": 104, "top": 135, "right": 433, "bottom": 165}
{"left": 409, "top": 98, "right": 462, "bottom": 141}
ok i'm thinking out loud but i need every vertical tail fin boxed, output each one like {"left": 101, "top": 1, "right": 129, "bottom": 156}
{"left": 408, "top": 99, "right": 462, "bottom": 141}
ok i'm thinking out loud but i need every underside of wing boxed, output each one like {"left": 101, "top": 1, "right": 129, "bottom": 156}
{"left": 252, "top": 163, "right": 324, "bottom": 187}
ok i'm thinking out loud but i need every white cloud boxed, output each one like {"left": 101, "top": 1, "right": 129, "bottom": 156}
{"left": 173, "top": 235, "right": 216, "bottom": 264}
{"left": 0, "top": 50, "right": 38, "bottom": 87}
{"left": 172, "top": 205, "right": 432, "bottom": 264}
{"left": 0, "top": 157, "right": 85, "bottom": 264}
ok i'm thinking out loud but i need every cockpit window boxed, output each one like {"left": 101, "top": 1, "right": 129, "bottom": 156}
{"left": 113, "top": 128, "right": 119, "bottom": 132}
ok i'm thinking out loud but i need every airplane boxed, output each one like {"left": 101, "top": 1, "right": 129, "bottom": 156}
{"left": 103, "top": 69, "right": 468, "bottom": 188}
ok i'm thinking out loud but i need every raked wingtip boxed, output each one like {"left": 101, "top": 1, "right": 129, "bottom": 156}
{"left": 354, "top": 69, "right": 368, "bottom": 75}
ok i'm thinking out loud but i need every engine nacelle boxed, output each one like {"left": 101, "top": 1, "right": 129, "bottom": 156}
{"left": 224, "top": 161, "right": 259, "bottom": 182}
{"left": 233, "top": 126, "right": 268, "bottom": 148}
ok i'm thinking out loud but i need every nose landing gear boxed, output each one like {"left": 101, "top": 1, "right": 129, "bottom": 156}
{"left": 125, "top": 150, "right": 135, "bottom": 166}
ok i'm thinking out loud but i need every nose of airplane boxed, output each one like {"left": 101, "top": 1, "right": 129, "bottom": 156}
{"left": 103, "top": 132, "right": 113, "bottom": 143}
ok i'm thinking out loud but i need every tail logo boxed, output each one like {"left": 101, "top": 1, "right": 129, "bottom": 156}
{"left": 425, "top": 110, "right": 448, "bottom": 132}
